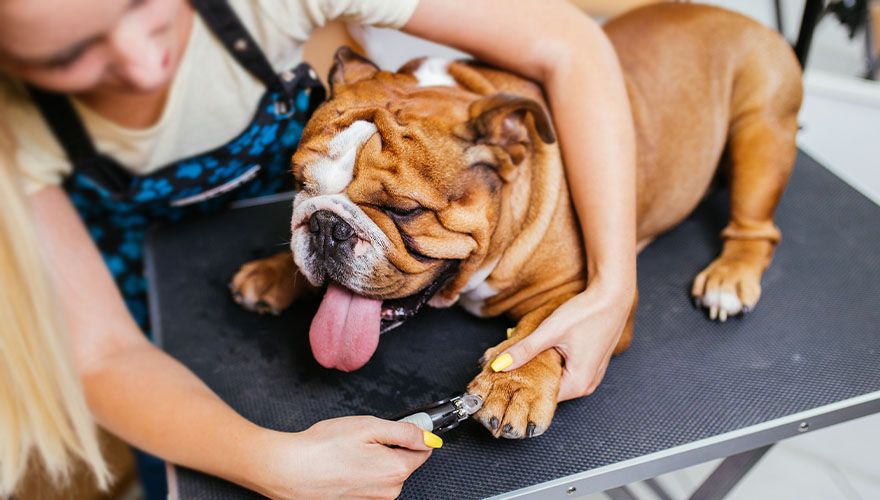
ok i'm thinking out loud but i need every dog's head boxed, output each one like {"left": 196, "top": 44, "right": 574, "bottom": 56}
{"left": 292, "top": 47, "right": 556, "bottom": 371}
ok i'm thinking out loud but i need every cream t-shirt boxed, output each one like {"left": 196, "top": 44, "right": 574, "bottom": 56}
{"left": 0, "top": 0, "right": 419, "bottom": 194}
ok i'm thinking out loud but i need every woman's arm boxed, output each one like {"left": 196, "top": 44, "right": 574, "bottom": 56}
{"left": 29, "top": 187, "right": 434, "bottom": 498}
{"left": 404, "top": 0, "right": 637, "bottom": 400}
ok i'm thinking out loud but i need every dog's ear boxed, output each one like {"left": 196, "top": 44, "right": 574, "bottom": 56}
{"left": 465, "top": 93, "right": 556, "bottom": 178}
{"left": 329, "top": 46, "right": 380, "bottom": 91}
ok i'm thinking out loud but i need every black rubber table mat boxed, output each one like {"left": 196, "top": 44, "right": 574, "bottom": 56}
{"left": 147, "top": 151, "right": 880, "bottom": 499}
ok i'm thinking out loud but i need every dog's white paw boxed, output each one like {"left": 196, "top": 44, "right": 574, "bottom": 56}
{"left": 692, "top": 256, "right": 763, "bottom": 322}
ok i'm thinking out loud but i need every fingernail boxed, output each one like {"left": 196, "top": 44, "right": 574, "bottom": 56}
{"left": 491, "top": 353, "right": 513, "bottom": 372}
{"left": 423, "top": 431, "right": 443, "bottom": 449}
{"left": 506, "top": 327, "right": 515, "bottom": 339}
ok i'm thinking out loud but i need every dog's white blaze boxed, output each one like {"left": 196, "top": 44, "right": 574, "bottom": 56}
{"left": 414, "top": 58, "right": 456, "bottom": 87}
{"left": 304, "top": 120, "right": 378, "bottom": 195}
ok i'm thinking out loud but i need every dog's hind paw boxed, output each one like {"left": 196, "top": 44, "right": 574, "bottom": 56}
{"left": 691, "top": 252, "right": 764, "bottom": 322}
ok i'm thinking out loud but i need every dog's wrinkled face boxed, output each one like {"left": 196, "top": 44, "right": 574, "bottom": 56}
{"left": 291, "top": 48, "right": 555, "bottom": 371}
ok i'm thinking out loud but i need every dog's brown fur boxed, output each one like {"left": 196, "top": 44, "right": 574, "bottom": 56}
{"left": 230, "top": 4, "right": 802, "bottom": 438}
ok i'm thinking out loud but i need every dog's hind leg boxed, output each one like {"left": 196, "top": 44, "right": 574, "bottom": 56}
{"left": 692, "top": 46, "right": 802, "bottom": 321}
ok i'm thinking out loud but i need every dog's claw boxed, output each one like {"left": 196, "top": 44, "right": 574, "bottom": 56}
{"left": 526, "top": 422, "right": 537, "bottom": 438}
{"left": 501, "top": 423, "right": 518, "bottom": 438}
{"left": 709, "top": 305, "right": 719, "bottom": 320}
{"left": 719, "top": 309, "right": 728, "bottom": 322}
{"left": 489, "top": 416, "right": 499, "bottom": 430}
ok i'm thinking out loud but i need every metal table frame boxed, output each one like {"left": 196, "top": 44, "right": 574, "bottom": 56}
{"left": 497, "top": 393, "right": 880, "bottom": 499}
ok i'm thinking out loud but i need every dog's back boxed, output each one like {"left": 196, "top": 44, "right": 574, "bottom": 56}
{"left": 605, "top": 4, "right": 802, "bottom": 241}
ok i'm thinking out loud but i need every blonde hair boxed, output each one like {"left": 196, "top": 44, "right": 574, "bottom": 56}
{"left": 0, "top": 119, "right": 109, "bottom": 495}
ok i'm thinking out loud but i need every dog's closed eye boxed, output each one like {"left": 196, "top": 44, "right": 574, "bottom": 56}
{"left": 384, "top": 205, "right": 425, "bottom": 218}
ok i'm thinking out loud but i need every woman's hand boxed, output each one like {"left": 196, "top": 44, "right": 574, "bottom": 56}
{"left": 498, "top": 279, "right": 635, "bottom": 402}
{"left": 252, "top": 417, "right": 439, "bottom": 499}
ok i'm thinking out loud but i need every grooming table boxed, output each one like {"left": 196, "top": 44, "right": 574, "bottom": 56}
{"left": 146, "top": 151, "right": 880, "bottom": 499}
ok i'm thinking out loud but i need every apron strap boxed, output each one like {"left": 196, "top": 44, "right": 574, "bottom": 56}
{"left": 26, "top": 86, "right": 133, "bottom": 195}
{"left": 190, "top": 0, "right": 287, "bottom": 94}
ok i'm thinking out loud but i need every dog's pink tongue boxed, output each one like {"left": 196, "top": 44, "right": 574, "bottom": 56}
{"left": 309, "top": 282, "right": 382, "bottom": 372}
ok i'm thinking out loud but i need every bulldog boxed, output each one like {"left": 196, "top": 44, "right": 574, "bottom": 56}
{"left": 230, "top": 4, "right": 802, "bottom": 438}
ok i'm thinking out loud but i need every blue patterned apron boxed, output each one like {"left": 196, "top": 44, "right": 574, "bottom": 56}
{"left": 28, "top": 0, "right": 325, "bottom": 336}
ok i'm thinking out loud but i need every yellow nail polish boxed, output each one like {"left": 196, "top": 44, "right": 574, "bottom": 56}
{"left": 423, "top": 431, "right": 443, "bottom": 449}
{"left": 506, "top": 327, "right": 515, "bottom": 339}
{"left": 491, "top": 353, "right": 513, "bottom": 372}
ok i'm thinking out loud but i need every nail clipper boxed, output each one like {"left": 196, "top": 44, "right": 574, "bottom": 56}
{"left": 395, "top": 394, "right": 483, "bottom": 434}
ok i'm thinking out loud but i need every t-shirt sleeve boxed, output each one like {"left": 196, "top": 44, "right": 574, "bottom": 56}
{"left": 0, "top": 79, "right": 72, "bottom": 195}
{"left": 260, "top": 0, "right": 420, "bottom": 41}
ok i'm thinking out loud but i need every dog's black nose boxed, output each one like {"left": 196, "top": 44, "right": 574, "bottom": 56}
{"left": 310, "top": 210, "right": 355, "bottom": 242}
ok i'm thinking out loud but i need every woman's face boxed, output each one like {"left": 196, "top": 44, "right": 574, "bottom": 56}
{"left": 0, "top": 0, "right": 187, "bottom": 94}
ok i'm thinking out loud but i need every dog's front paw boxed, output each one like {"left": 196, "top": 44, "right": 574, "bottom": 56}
{"left": 230, "top": 252, "right": 301, "bottom": 315}
{"left": 467, "top": 342, "right": 563, "bottom": 439}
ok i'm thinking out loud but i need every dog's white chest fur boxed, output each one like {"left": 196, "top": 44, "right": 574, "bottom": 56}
{"left": 458, "top": 259, "right": 500, "bottom": 316}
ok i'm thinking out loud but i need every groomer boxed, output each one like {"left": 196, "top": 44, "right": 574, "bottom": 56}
{"left": 0, "top": 0, "right": 636, "bottom": 498}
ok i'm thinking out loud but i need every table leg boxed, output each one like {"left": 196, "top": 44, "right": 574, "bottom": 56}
{"left": 865, "top": 0, "right": 880, "bottom": 79}
{"left": 794, "top": 0, "right": 828, "bottom": 67}
{"left": 775, "top": 0, "right": 787, "bottom": 35}
{"left": 643, "top": 477, "right": 675, "bottom": 500}
{"left": 605, "top": 485, "right": 640, "bottom": 500}
{"left": 687, "top": 444, "right": 774, "bottom": 500}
